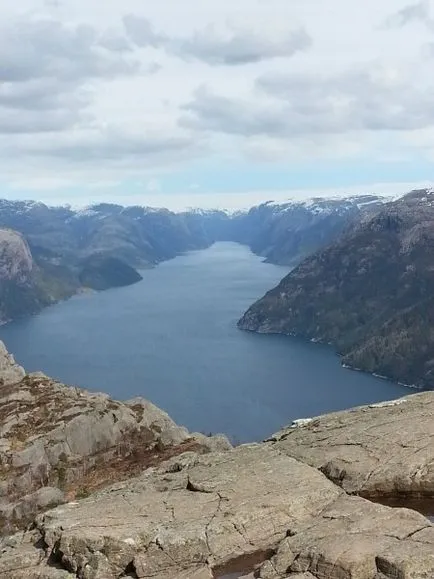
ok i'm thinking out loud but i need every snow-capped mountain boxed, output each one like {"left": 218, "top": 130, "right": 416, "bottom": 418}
{"left": 239, "top": 194, "right": 387, "bottom": 265}
{"left": 0, "top": 193, "right": 391, "bottom": 322}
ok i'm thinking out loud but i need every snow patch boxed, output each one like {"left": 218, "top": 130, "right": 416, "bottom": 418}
{"left": 368, "top": 399, "right": 407, "bottom": 409}
{"left": 291, "top": 418, "right": 314, "bottom": 428}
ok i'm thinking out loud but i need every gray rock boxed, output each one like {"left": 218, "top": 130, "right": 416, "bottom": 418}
{"left": 33, "top": 445, "right": 341, "bottom": 578}
{"left": 0, "top": 344, "right": 231, "bottom": 535}
{"left": 282, "top": 495, "right": 434, "bottom": 579}
{"left": 271, "top": 392, "right": 434, "bottom": 498}
{"left": 1, "top": 341, "right": 434, "bottom": 578}
{"left": 1, "top": 443, "right": 433, "bottom": 578}
{"left": 0, "top": 341, "right": 25, "bottom": 386}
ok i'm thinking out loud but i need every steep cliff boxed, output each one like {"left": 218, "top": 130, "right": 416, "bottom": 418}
{"left": 0, "top": 229, "right": 57, "bottom": 324}
{"left": 239, "top": 189, "right": 434, "bottom": 387}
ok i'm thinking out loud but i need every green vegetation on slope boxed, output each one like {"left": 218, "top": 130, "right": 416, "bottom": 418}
{"left": 239, "top": 190, "right": 434, "bottom": 388}
{"left": 78, "top": 255, "right": 143, "bottom": 291}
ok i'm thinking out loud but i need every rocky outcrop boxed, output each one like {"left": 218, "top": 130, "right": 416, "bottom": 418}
{"left": 1, "top": 442, "right": 433, "bottom": 578}
{"left": 1, "top": 342, "right": 434, "bottom": 578}
{"left": 0, "top": 229, "right": 33, "bottom": 283}
{"left": 0, "top": 341, "right": 25, "bottom": 386}
{"left": 271, "top": 393, "right": 434, "bottom": 500}
{"left": 0, "top": 343, "right": 231, "bottom": 535}
{"left": 238, "top": 189, "right": 434, "bottom": 387}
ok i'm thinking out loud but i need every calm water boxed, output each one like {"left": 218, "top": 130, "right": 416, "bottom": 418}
{"left": 0, "top": 242, "right": 409, "bottom": 443}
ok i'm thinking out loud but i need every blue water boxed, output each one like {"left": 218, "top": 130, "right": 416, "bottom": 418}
{"left": 0, "top": 242, "right": 409, "bottom": 443}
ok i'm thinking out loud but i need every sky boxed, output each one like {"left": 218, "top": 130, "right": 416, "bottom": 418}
{"left": 1, "top": 0, "right": 434, "bottom": 210}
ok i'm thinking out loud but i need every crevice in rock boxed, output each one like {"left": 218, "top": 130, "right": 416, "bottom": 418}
{"left": 186, "top": 476, "right": 214, "bottom": 493}
{"left": 122, "top": 560, "right": 138, "bottom": 578}
{"left": 205, "top": 492, "right": 224, "bottom": 555}
{"left": 154, "top": 536, "right": 180, "bottom": 567}
{"left": 46, "top": 540, "right": 68, "bottom": 571}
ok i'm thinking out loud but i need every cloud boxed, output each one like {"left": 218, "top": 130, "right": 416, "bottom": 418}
{"left": 122, "top": 14, "right": 166, "bottom": 48}
{"left": 171, "top": 24, "right": 312, "bottom": 65}
{"left": 0, "top": 14, "right": 140, "bottom": 135}
{"left": 0, "top": 17, "right": 137, "bottom": 84}
{"left": 180, "top": 86, "right": 290, "bottom": 137}
{"left": 123, "top": 14, "right": 311, "bottom": 65}
{"left": 180, "top": 65, "right": 434, "bottom": 140}
{"left": 385, "top": 0, "right": 433, "bottom": 28}
{"left": 6, "top": 125, "right": 204, "bottom": 169}
{"left": 1, "top": 0, "right": 434, "bottom": 207}
{"left": 146, "top": 178, "right": 162, "bottom": 192}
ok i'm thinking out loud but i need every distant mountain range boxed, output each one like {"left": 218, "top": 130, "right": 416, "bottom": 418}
{"left": 0, "top": 194, "right": 386, "bottom": 324}
{"left": 5, "top": 189, "right": 434, "bottom": 390}
{"left": 239, "top": 189, "right": 434, "bottom": 388}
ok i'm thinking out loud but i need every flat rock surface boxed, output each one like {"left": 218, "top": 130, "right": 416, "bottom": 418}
{"left": 271, "top": 392, "right": 434, "bottom": 498}
{"left": 0, "top": 444, "right": 343, "bottom": 578}
{"left": 34, "top": 445, "right": 342, "bottom": 578}
{"left": 257, "top": 495, "right": 434, "bottom": 578}
{"left": 0, "top": 444, "right": 433, "bottom": 578}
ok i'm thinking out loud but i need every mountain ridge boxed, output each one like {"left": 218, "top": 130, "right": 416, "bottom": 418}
{"left": 239, "top": 189, "right": 434, "bottom": 388}
{"left": 0, "top": 193, "right": 388, "bottom": 324}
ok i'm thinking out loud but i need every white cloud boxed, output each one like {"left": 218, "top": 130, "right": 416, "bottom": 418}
{"left": 0, "top": 0, "right": 433, "bottom": 205}
{"left": 385, "top": 0, "right": 433, "bottom": 28}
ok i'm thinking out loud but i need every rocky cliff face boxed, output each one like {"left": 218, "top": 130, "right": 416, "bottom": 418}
{"left": 239, "top": 189, "right": 434, "bottom": 388}
{"left": 0, "top": 342, "right": 433, "bottom": 578}
{"left": 0, "top": 230, "right": 33, "bottom": 283}
{"left": 0, "top": 229, "right": 61, "bottom": 325}
{"left": 0, "top": 342, "right": 231, "bottom": 536}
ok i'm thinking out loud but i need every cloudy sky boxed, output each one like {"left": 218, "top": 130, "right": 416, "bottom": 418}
{"left": 1, "top": 0, "right": 434, "bottom": 209}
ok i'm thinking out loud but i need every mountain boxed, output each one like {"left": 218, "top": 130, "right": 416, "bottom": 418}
{"left": 0, "top": 194, "right": 387, "bottom": 324}
{"left": 78, "top": 255, "right": 143, "bottom": 290}
{"left": 0, "top": 229, "right": 75, "bottom": 324}
{"left": 0, "top": 200, "right": 211, "bottom": 267}
{"left": 239, "top": 189, "right": 434, "bottom": 388}
{"left": 0, "top": 202, "right": 216, "bottom": 323}
{"left": 0, "top": 195, "right": 385, "bottom": 268}
{"left": 237, "top": 195, "right": 385, "bottom": 265}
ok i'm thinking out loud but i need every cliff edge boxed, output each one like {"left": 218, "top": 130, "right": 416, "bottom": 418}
{"left": 0, "top": 343, "right": 433, "bottom": 578}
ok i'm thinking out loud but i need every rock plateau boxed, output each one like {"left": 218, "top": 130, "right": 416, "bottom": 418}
{"left": 0, "top": 343, "right": 432, "bottom": 578}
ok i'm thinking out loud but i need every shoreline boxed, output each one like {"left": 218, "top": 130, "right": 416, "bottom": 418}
{"left": 240, "top": 325, "right": 427, "bottom": 393}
